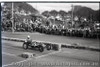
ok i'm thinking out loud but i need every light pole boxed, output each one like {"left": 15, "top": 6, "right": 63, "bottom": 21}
{"left": 71, "top": 4, "right": 74, "bottom": 27}
{"left": 12, "top": 2, "right": 14, "bottom": 33}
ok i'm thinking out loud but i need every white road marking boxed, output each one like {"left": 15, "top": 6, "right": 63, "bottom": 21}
{"left": 2, "top": 52, "right": 34, "bottom": 67}
{"left": 35, "top": 50, "right": 61, "bottom": 59}
{"left": 2, "top": 50, "right": 61, "bottom": 67}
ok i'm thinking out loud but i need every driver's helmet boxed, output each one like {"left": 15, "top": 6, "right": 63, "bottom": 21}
{"left": 27, "top": 35, "right": 30, "bottom": 39}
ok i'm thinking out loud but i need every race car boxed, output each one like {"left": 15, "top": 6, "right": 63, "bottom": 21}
{"left": 22, "top": 40, "right": 52, "bottom": 52}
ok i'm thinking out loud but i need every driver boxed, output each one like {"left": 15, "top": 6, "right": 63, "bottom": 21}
{"left": 26, "top": 35, "right": 32, "bottom": 45}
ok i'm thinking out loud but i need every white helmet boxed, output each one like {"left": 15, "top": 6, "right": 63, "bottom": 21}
{"left": 27, "top": 35, "right": 30, "bottom": 39}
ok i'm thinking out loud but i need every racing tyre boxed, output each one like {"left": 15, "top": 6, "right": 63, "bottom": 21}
{"left": 23, "top": 43, "right": 28, "bottom": 50}
{"left": 46, "top": 44, "right": 51, "bottom": 50}
{"left": 39, "top": 45, "right": 44, "bottom": 52}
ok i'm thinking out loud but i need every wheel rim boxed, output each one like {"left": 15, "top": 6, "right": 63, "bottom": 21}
{"left": 47, "top": 45, "right": 51, "bottom": 50}
{"left": 23, "top": 44, "right": 27, "bottom": 49}
{"left": 39, "top": 47, "right": 43, "bottom": 52}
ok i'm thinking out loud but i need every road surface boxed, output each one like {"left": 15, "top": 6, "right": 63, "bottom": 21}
{"left": 2, "top": 40, "right": 100, "bottom": 67}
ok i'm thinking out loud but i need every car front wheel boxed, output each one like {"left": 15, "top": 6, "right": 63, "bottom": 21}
{"left": 23, "top": 43, "right": 28, "bottom": 49}
{"left": 39, "top": 45, "right": 44, "bottom": 52}
{"left": 46, "top": 44, "right": 51, "bottom": 50}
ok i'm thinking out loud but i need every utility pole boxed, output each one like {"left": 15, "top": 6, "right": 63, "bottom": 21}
{"left": 12, "top": 2, "right": 14, "bottom": 33}
{"left": 71, "top": 4, "right": 74, "bottom": 27}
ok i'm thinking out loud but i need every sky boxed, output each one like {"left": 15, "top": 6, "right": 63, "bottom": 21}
{"left": 28, "top": 3, "right": 99, "bottom": 14}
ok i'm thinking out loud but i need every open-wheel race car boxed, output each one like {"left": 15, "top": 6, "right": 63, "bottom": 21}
{"left": 22, "top": 40, "right": 52, "bottom": 52}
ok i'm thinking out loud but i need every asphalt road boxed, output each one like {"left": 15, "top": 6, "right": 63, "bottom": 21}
{"left": 2, "top": 40, "right": 54, "bottom": 66}
{"left": 2, "top": 40, "right": 100, "bottom": 67}
{"left": 2, "top": 32, "right": 100, "bottom": 48}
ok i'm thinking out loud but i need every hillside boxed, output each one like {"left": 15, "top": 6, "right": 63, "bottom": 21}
{"left": 42, "top": 5, "right": 99, "bottom": 21}
{"left": 4, "top": 2, "right": 38, "bottom": 14}
{"left": 49, "top": 10, "right": 58, "bottom": 17}
{"left": 73, "top": 5, "right": 99, "bottom": 21}
{"left": 42, "top": 10, "right": 67, "bottom": 17}
{"left": 59, "top": 10, "right": 68, "bottom": 16}
{"left": 2, "top": 3, "right": 39, "bottom": 23}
